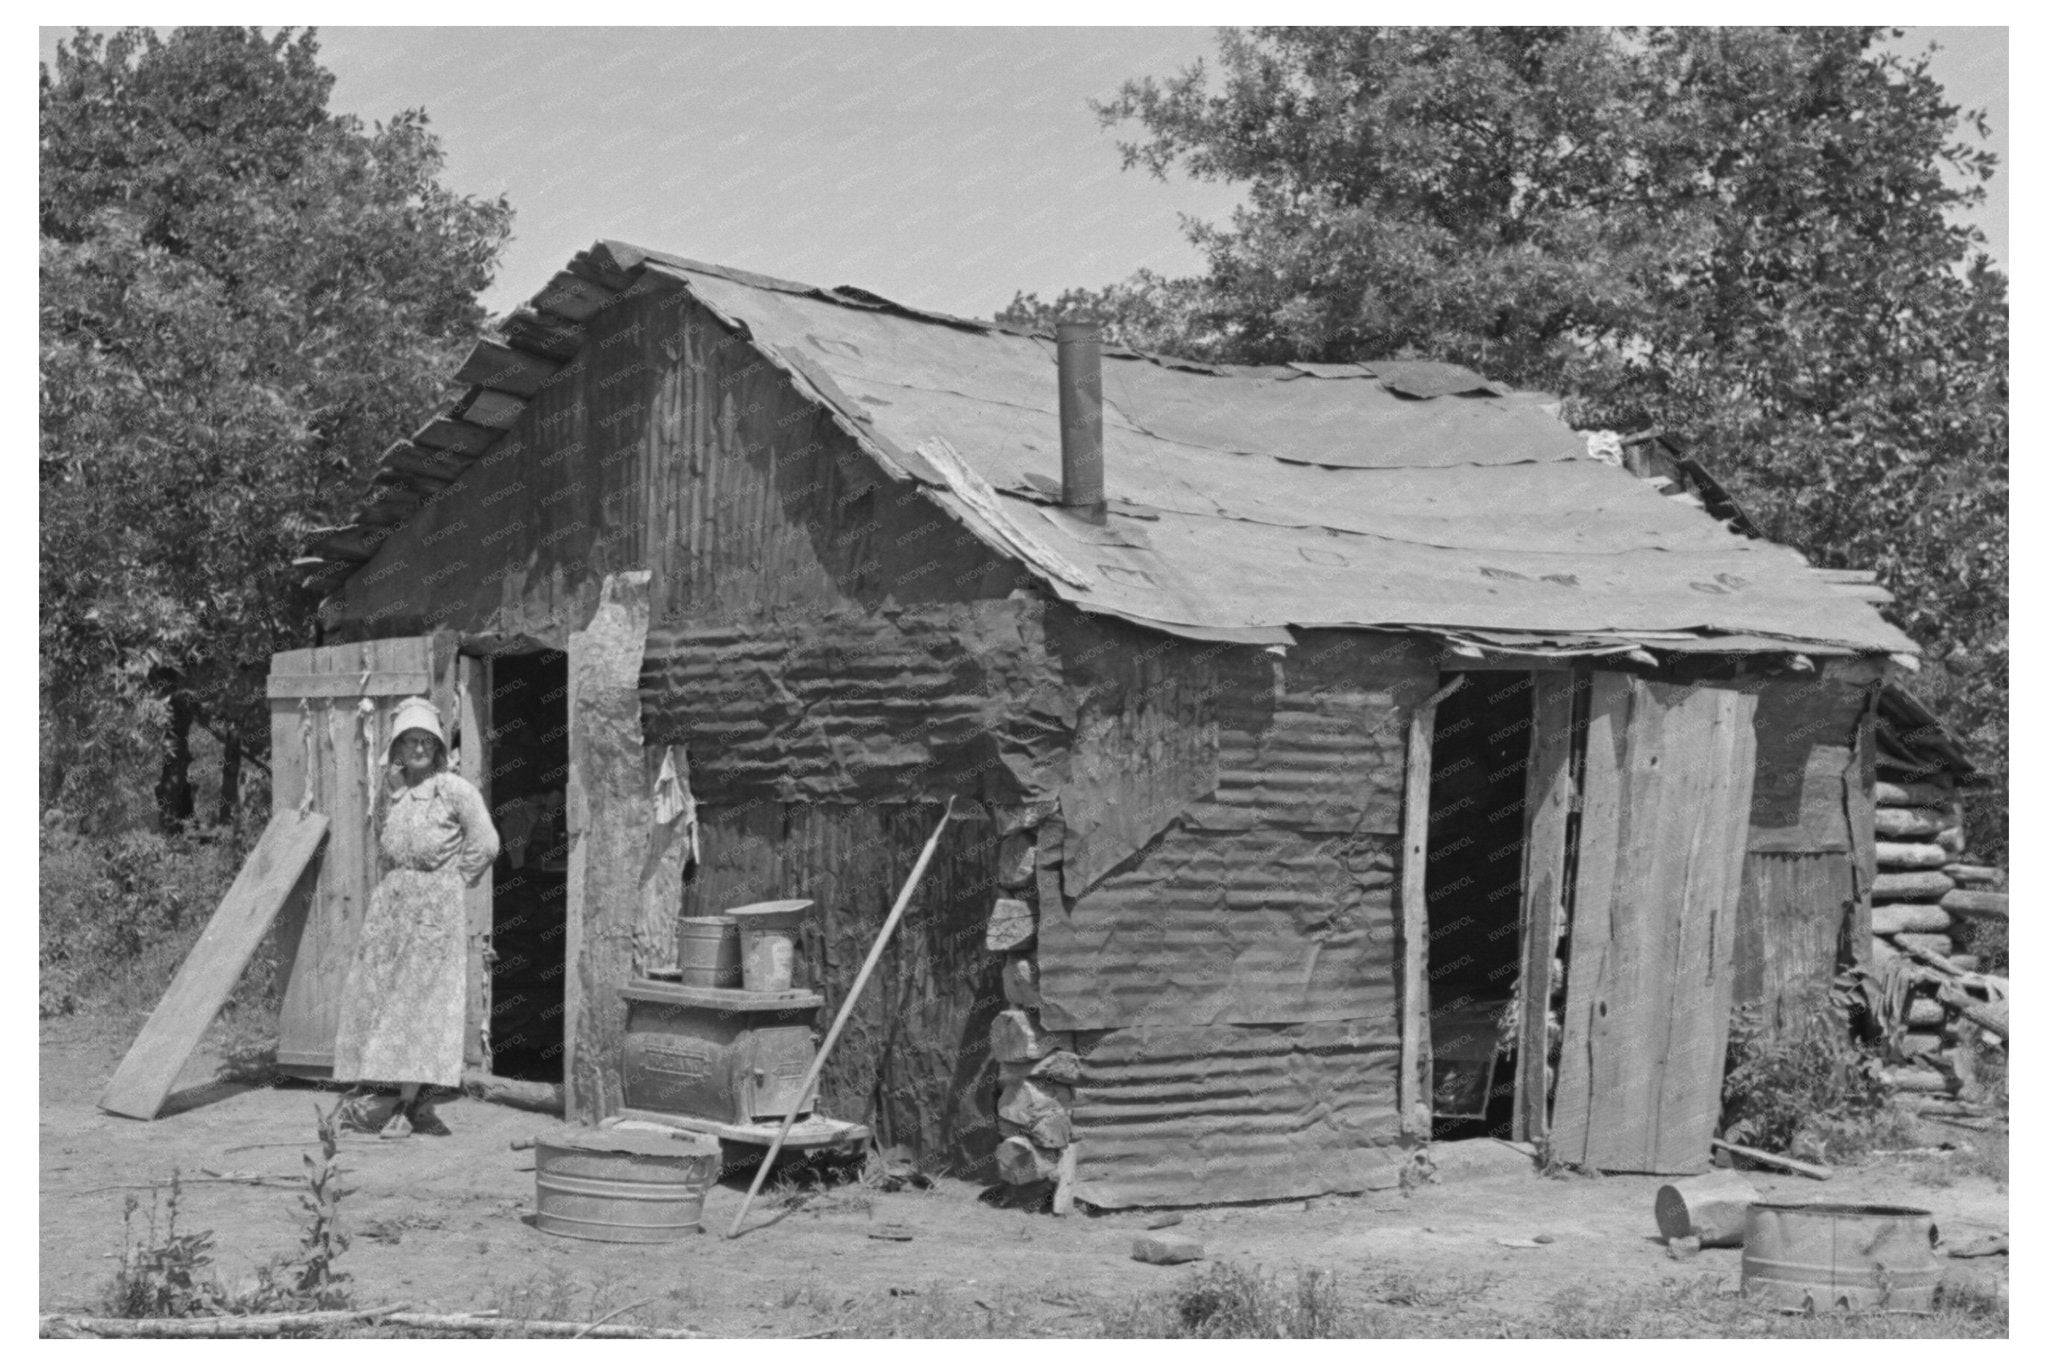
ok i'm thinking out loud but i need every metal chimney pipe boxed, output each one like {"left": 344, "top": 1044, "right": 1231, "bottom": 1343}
{"left": 1056, "top": 320, "right": 1107, "bottom": 524}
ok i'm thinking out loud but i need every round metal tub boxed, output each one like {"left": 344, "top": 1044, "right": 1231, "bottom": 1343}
{"left": 1741, "top": 1202, "right": 1941, "bottom": 1313}
{"left": 533, "top": 1129, "right": 722, "bottom": 1243}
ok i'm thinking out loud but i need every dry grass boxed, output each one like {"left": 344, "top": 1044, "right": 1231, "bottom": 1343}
{"left": 1533, "top": 1273, "right": 2006, "bottom": 1339}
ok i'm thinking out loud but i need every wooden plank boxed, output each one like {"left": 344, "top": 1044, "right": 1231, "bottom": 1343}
{"left": 502, "top": 307, "right": 587, "bottom": 362}
{"left": 99, "top": 812, "right": 329, "bottom": 1119}
{"left": 411, "top": 416, "right": 498, "bottom": 456}
{"left": 1513, "top": 672, "right": 1575, "bottom": 1144}
{"left": 1710, "top": 1138, "right": 1831, "bottom": 1180}
{"left": 266, "top": 671, "right": 433, "bottom": 700}
{"left": 1735, "top": 853, "right": 1856, "bottom": 1036}
{"left": 457, "top": 654, "right": 492, "bottom": 1070}
{"left": 458, "top": 389, "right": 527, "bottom": 431}
{"left": 1554, "top": 675, "right": 1757, "bottom": 1173}
{"left": 1846, "top": 695, "right": 1878, "bottom": 965}
{"left": 277, "top": 646, "right": 341, "bottom": 1068}
{"left": 453, "top": 339, "right": 560, "bottom": 399}
{"left": 266, "top": 661, "right": 323, "bottom": 1004}
{"left": 534, "top": 271, "right": 615, "bottom": 322}
{"left": 356, "top": 483, "right": 424, "bottom": 528}
{"left": 1398, "top": 680, "right": 1458, "bottom": 1136}
{"left": 1549, "top": 673, "right": 1623, "bottom": 1165}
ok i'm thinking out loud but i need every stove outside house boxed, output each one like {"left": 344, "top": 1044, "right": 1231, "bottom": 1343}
{"left": 614, "top": 900, "right": 867, "bottom": 1161}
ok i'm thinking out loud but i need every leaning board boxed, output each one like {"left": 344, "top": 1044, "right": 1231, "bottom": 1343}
{"left": 98, "top": 810, "right": 329, "bottom": 1120}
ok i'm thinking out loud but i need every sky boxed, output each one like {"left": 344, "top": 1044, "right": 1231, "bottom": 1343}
{"left": 36, "top": 25, "right": 2010, "bottom": 320}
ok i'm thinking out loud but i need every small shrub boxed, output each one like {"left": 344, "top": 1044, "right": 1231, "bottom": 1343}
{"left": 1721, "top": 994, "right": 1895, "bottom": 1162}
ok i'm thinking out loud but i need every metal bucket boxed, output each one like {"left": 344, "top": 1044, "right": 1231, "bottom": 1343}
{"left": 673, "top": 916, "right": 741, "bottom": 988}
{"left": 533, "top": 1129, "right": 722, "bottom": 1242}
{"left": 727, "top": 899, "right": 814, "bottom": 994}
{"left": 1741, "top": 1203, "right": 1941, "bottom": 1313}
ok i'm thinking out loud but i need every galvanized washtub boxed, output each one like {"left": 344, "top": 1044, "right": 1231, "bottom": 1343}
{"left": 1741, "top": 1203, "right": 1941, "bottom": 1313}
{"left": 533, "top": 1128, "right": 723, "bottom": 1243}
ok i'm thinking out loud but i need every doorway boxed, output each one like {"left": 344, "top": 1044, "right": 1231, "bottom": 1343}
{"left": 1423, "top": 671, "right": 1536, "bottom": 1140}
{"left": 483, "top": 650, "right": 569, "bottom": 1082}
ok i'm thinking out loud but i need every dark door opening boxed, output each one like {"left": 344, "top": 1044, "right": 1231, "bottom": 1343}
{"left": 1425, "top": 671, "right": 1536, "bottom": 1141}
{"left": 485, "top": 650, "right": 569, "bottom": 1083}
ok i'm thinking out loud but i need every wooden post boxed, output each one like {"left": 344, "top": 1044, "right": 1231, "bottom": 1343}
{"left": 456, "top": 654, "right": 492, "bottom": 1070}
{"left": 1398, "top": 676, "right": 1463, "bottom": 1137}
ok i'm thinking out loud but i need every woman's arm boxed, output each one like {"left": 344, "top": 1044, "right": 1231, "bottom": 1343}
{"left": 446, "top": 775, "right": 502, "bottom": 887}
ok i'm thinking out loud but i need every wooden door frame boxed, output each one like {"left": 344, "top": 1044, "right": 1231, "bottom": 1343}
{"left": 453, "top": 649, "right": 493, "bottom": 1072}
{"left": 1403, "top": 667, "right": 1569, "bottom": 1142}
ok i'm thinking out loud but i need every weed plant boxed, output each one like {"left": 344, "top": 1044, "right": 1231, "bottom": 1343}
{"left": 1721, "top": 996, "right": 1899, "bottom": 1162}
{"left": 97, "top": 1101, "right": 355, "bottom": 1320}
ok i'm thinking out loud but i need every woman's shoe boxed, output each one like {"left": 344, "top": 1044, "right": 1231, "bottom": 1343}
{"left": 409, "top": 1100, "right": 452, "bottom": 1138}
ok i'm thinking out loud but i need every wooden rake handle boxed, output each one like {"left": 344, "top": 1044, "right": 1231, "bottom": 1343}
{"left": 725, "top": 798, "right": 956, "bottom": 1238}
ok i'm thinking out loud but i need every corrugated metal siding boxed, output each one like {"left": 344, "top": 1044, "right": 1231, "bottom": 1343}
{"left": 326, "top": 289, "right": 1023, "bottom": 643}
{"left": 639, "top": 599, "right": 1067, "bottom": 806}
{"left": 679, "top": 801, "right": 1003, "bottom": 1174}
{"left": 1042, "top": 827, "right": 1399, "bottom": 1031}
{"left": 1070, "top": 1022, "right": 1407, "bottom": 1208}
{"left": 1040, "top": 634, "right": 1428, "bottom": 1031}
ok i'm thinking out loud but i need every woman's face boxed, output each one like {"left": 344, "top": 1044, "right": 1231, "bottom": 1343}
{"left": 396, "top": 731, "right": 439, "bottom": 775}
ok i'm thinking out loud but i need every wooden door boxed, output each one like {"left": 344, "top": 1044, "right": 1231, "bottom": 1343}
{"left": 1548, "top": 672, "right": 1759, "bottom": 1173}
{"left": 267, "top": 634, "right": 476, "bottom": 1073}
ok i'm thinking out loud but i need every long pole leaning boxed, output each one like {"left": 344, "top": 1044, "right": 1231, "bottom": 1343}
{"left": 725, "top": 797, "right": 955, "bottom": 1239}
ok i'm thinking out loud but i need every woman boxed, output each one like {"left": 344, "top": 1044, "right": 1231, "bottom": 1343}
{"left": 332, "top": 696, "right": 498, "bottom": 1138}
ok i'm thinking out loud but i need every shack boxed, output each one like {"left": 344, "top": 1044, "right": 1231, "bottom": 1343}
{"left": 273, "top": 241, "right": 1916, "bottom": 1207}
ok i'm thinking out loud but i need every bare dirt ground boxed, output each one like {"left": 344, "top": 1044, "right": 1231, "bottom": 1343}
{"left": 41, "top": 1012, "right": 2009, "bottom": 1336}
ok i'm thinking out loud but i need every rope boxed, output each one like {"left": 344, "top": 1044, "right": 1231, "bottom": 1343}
{"left": 359, "top": 697, "right": 379, "bottom": 842}
{"left": 297, "top": 699, "right": 315, "bottom": 817}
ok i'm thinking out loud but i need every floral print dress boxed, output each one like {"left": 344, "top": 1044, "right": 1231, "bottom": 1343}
{"left": 331, "top": 771, "right": 499, "bottom": 1089}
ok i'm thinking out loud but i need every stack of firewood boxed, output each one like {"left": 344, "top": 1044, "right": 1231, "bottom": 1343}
{"left": 985, "top": 829, "right": 1080, "bottom": 1206}
{"left": 1870, "top": 778, "right": 2007, "bottom": 1075}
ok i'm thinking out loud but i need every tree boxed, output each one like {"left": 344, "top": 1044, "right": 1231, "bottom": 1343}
{"left": 1005, "top": 27, "right": 2007, "bottom": 857}
{"left": 40, "top": 28, "right": 513, "bottom": 831}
